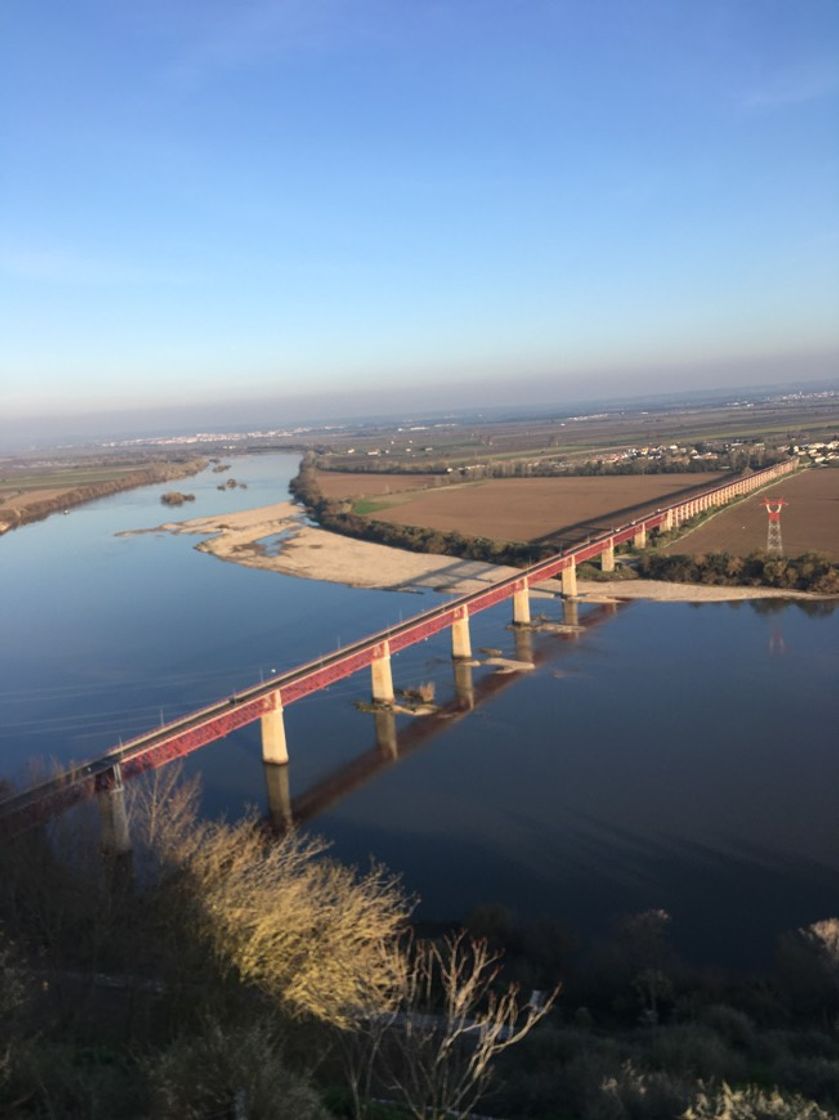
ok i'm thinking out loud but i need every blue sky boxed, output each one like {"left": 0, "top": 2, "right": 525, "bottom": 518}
{"left": 2, "top": 0, "right": 838, "bottom": 424}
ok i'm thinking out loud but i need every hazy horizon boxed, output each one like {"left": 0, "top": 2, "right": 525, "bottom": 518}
{"left": 3, "top": 356, "right": 838, "bottom": 452}
{"left": 3, "top": 1, "right": 838, "bottom": 430}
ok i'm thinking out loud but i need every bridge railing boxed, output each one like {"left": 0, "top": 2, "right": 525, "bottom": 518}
{"left": 0, "top": 457, "right": 798, "bottom": 831}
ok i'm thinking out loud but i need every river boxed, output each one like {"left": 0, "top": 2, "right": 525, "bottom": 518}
{"left": 3, "top": 452, "right": 839, "bottom": 967}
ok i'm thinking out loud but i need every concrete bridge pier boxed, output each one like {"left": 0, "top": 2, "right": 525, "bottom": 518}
{"left": 374, "top": 707, "right": 399, "bottom": 757}
{"left": 264, "top": 759, "right": 293, "bottom": 831}
{"left": 261, "top": 692, "right": 289, "bottom": 765}
{"left": 451, "top": 607, "right": 472, "bottom": 660}
{"left": 453, "top": 659, "right": 475, "bottom": 710}
{"left": 512, "top": 584, "right": 531, "bottom": 625}
{"left": 633, "top": 525, "right": 647, "bottom": 549}
{"left": 513, "top": 626, "right": 535, "bottom": 665}
{"left": 660, "top": 509, "right": 673, "bottom": 533}
{"left": 564, "top": 598, "right": 580, "bottom": 630}
{"left": 371, "top": 641, "right": 395, "bottom": 704}
{"left": 561, "top": 559, "right": 577, "bottom": 598}
{"left": 97, "top": 764, "right": 131, "bottom": 858}
{"left": 600, "top": 539, "right": 615, "bottom": 572}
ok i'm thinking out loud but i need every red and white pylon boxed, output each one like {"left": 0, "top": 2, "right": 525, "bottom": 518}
{"left": 762, "top": 497, "right": 788, "bottom": 556}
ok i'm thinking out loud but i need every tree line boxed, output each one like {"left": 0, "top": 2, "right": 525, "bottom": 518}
{"left": 290, "top": 455, "right": 553, "bottom": 567}
{"left": 315, "top": 447, "right": 779, "bottom": 481}
{"left": 292, "top": 459, "right": 836, "bottom": 597}
{"left": 638, "top": 551, "right": 839, "bottom": 594}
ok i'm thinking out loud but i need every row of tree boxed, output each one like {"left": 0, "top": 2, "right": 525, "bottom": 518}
{"left": 290, "top": 455, "right": 552, "bottom": 567}
{"left": 638, "top": 551, "right": 839, "bottom": 594}
{"left": 315, "top": 446, "right": 780, "bottom": 481}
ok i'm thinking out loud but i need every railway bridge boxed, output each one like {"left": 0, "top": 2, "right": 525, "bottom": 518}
{"left": 0, "top": 457, "right": 797, "bottom": 850}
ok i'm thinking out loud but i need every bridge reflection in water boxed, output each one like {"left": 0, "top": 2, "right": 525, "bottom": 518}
{"left": 0, "top": 457, "right": 795, "bottom": 851}
{"left": 265, "top": 600, "right": 619, "bottom": 834}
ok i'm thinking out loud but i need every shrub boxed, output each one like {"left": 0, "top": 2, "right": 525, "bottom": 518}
{"left": 149, "top": 813, "right": 409, "bottom": 1029}
{"left": 770, "top": 1056, "right": 839, "bottom": 1107}
{"left": 650, "top": 1024, "right": 747, "bottom": 1083}
{"left": 699, "top": 1005, "right": 756, "bottom": 1051}
{"left": 146, "top": 1018, "right": 329, "bottom": 1120}
{"left": 594, "top": 1060, "right": 694, "bottom": 1120}
{"left": 2, "top": 1042, "right": 144, "bottom": 1120}
{"left": 684, "top": 1081, "right": 835, "bottom": 1119}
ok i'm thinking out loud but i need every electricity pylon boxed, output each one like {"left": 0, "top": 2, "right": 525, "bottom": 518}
{"left": 762, "top": 497, "right": 788, "bottom": 556}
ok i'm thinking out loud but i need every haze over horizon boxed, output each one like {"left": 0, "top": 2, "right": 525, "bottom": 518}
{"left": 2, "top": 0, "right": 838, "bottom": 433}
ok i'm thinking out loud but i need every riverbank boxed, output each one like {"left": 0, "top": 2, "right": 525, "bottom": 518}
{"left": 133, "top": 499, "right": 832, "bottom": 602}
{"left": 126, "top": 501, "right": 550, "bottom": 596}
{"left": 0, "top": 458, "right": 207, "bottom": 535}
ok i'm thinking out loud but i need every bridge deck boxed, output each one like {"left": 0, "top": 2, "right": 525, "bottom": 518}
{"left": 0, "top": 459, "right": 797, "bottom": 832}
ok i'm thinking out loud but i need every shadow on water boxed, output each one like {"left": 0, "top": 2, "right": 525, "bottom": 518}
{"left": 266, "top": 601, "right": 620, "bottom": 830}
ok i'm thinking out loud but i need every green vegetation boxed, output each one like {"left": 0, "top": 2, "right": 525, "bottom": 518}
{"left": 291, "top": 454, "right": 554, "bottom": 567}
{"left": 294, "top": 458, "right": 820, "bottom": 600}
{"left": 577, "top": 561, "right": 640, "bottom": 582}
{"left": 318, "top": 451, "right": 747, "bottom": 482}
{"left": 351, "top": 498, "right": 395, "bottom": 515}
{"left": 5, "top": 771, "right": 839, "bottom": 1117}
{"left": 638, "top": 551, "right": 839, "bottom": 594}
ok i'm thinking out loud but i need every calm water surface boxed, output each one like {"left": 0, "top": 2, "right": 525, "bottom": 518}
{"left": 3, "top": 453, "right": 839, "bottom": 966}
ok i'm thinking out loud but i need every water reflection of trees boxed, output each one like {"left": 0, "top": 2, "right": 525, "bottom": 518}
{"left": 750, "top": 597, "right": 838, "bottom": 618}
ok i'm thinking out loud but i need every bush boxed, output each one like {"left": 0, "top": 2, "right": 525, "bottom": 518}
{"left": 699, "top": 1005, "right": 756, "bottom": 1051}
{"left": 594, "top": 1060, "right": 694, "bottom": 1120}
{"left": 770, "top": 1056, "right": 839, "bottom": 1107}
{"left": 2, "top": 1041, "right": 145, "bottom": 1119}
{"left": 650, "top": 1024, "right": 747, "bottom": 1083}
{"left": 144, "top": 806, "right": 409, "bottom": 1029}
{"left": 146, "top": 1018, "right": 329, "bottom": 1120}
{"left": 684, "top": 1081, "right": 836, "bottom": 1119}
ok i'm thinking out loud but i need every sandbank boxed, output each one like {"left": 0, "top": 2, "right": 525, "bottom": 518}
{"left": 127, "top": 501, "right": 554, "bottom": 596}
{"left": 130, "top": 500, "right": 830, "bottom": 603}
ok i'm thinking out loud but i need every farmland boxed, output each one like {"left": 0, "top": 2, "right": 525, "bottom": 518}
{"left": 662, "top": 468, "right": 839, "bottom": 561}
{"left": 320, "top": 472, "right": 727, "bottom": 547}
{"left": 315, "top": 471, "right": 440, "bottom": 500}
{"left": 312, "top": 391, "right": 839, "bottom": 472}
{"left": 0, "top": 457, "right": 207, "bottom": 534}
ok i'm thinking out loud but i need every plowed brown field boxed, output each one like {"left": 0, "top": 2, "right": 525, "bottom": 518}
{"left": 662, "top": 468, "right": 839, "bottom": 560}
{"left": 315, "top": 471, "right": 439, "bottom": 499}
{"left": 354, "top": 473, "right": 726, "bottom": 545}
